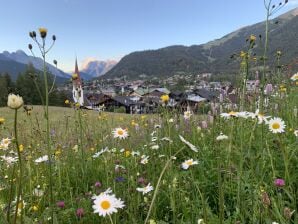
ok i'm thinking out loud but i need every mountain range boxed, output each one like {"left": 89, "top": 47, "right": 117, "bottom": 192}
{"left": 103, "top": 7, "right": 298, "bottom": 80}
{"left": 0, "top": 50, "right": 117, "bottom": 82}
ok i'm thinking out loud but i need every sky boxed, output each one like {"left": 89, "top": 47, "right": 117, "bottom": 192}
{"left": 0, "top": 0, "right": 298, "bottom": 72}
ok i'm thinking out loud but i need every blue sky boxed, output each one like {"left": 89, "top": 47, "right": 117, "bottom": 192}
{"left": 0, "top": 0, "right": 298, "bottom": 71}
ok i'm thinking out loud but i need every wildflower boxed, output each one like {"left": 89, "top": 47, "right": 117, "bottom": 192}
{"left": 184, "top": 110, "right": 193, "bottom": 120}
{"left": 250, "top": 109, "right": 270, "bottom": 124}
{"left": 92, "top": 147, "right": 109, "bottom": 158}
{"left": 112, "top": 127, "right": 129, "bottom": 140}
{"left": 283, "top": 207, "right": 295, "bottom": 220}
{"left": 124, "top": 150, "right": 131, "bottom": 157}
{"left": 140, "top": 155, "right": 149, "bottom": 164}
{"left": 95, "top": 181, "right": 102, "bottom": 188}
{"left": 92, "top": 190, "right": 125, "bottom": 217}
{"left": 18, "top": 144, "right": 24, "bottom": 153}
{"left": 115, "top": 176, "right": 125, "bottom": 182}
{"left": 32, "top": 188, "right": 44, "bottom": 197}
{"left": 131, "top": 150, "right": 140, "bottom": 156}
{"left": 181, "top": 159, "right": 199, "bottom": 170}
{"left": 0, "top": 155, "right": 18, "bottom": 165}
{"left": 38, "top": 27, "right": 47, "bottom": 38}
{"left": 7, "top": 94, "right": 24, "bottom": 109}
{"left": 136, "top": 183, "right": 154, "bottom": 195}
{"left": 198, "top": 219, "right": 205, "bottom": 224}
{"left": 56, "top": 201, "right": 65, "bottom": 208}
{"left": 268, "top": 117, "right": 286, "bottom": 133}
{"left": 274, "top": 178, "right": 285, "bottom": 187}
{"left": 216, "top": 133, "right": 229, "bottom": 141}
{"left": 179, "top": 135, "right": 199, "bottom": 152}
{"left": 160, "top": 94, "right": 169, "bottom": 103}
{"left": 249, "top": 34, "right": 256, "bottom": 42}
{"left": 34, "top": 155, "right": 49, "bottom": 163}
{"left": 149, "top": 219, "right": 157, "bottom": 224}
{"left": 31, "top": 205, "right": 39, "bottom": 212}
{"left": 65, "top": 99, "right": 70, "bottom": 104}
{"left": 261, "top": 192, "right": 271, "bottom": 207}
{"left": 168, "top": 118, "right": 174, "bottom": 123}
{"left": 151, "top": 137, "right": 158, "bottom": 142}
{"left": 150, "top": 145, "right": 159, "bottom": 150}
{"left": 161, "top": 137, "right": 173, "bottom": 143}
{"left": 0, "top": 117, "right": 4, "bottom": 125}
{"left": 154, "top": 124, "right": 161, "bottom": 129}
{"left": 290, "top": 72, "right": 298, "bottom": 81}
{"left": 76, "top": 208, "right": 84, "bottom": 219}
{"left": 0, "top": 138, "right": 12, "bottom": 150}
{"left": 294, "top": 130, "right": 298, "bottom": 137}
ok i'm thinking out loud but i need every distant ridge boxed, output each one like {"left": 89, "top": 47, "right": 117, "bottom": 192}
{"left": 103, "top": 7, "right": 298, "bottom": 80}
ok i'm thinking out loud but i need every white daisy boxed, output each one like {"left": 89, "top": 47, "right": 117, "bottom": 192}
{"left": 150, "top": 145, "right": 159, "bottom": 150}
{"left": 290, "top": 72, "right": 298, "bottom": 81}
{"left": 161, "top": 137, "right": 173, "bottom": 143}
{"left": 181, "top": 159, "right": 198, "bottom": 170}
{"left": 32, "top": 188, "right": 44, "bottom": 197}
{"left": 92, "top": 191, "right": 125, "bottom": 217}
{"left": 92, "top": 147, "right": 109, "bottom": 158}
{"left": 268, "top": 117, "right": 286, "bottom": 134}
{"left": 168, "top": 118, "right": 174, "bottom": 123}
{"left": 294, "top": 130, "right": 298, "bottom": 137}
{"left": 112, "top": 128, "right": 129, "bottom": 140}
{"left": 131, "top": 150, "right": 140, "bottom": 156}
{"left": 0, "top": 138, "right": 12, "bottom": 150}
{"left": 179, "top": 135, "right": 198, "bottom": 152}
{"left": 140, "top": 155, "right": 149, "bottom": 164}
{"left": 34, "top": 155, "right": 49, "bottom": 163}
{"left": 151, "top": 137, "right": 158, "bottom": 142}
{"left": 216, "top": 133, "right": 229, "bottom": 141}
{"left": 154, "top": 124, "right": 161, "bottom": 129}
{"left": 136, "top": 183, "right": 154, "bottom": 195}
{"left": 220, "top": 111, "right": 238, "bottom": 119}
{"left": 0, "top": 155, "right": 18, "bottom": 164}
{"left": 184, "top": 110, "right": 193, "bottom": 120}
{"left": 249, "top": 109, "right": 270, "bottom": 124}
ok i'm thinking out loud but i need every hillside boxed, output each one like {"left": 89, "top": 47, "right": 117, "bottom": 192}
{"left": 103, "top": 7, "right": 298, "bottom": 80}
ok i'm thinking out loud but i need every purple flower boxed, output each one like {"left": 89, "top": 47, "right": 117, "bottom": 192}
{"left": 76, "top": 208, "right": 84, "bottom": 219}
{"left": 56, "top": 201, "right": 65, "bottom": 208}
{"left": 94, "top": 181, "right": 101, "bottom": 188}
{"left": 137, "top": 177, "right": 145, "bottom": 184}
{"left": 115, "top": 176, "right": 125, "bottom": 182}
{"left": 274, "top": 178, "right": 285, "bottom": 187}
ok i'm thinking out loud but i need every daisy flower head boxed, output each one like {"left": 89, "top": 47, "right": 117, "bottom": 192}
{"left": 294, "top": 130, "right": 298, "bottom": 137}
{"left": 136, "top": 183, "right": 154, "bottom": 195}
{"left": 34, "top": 155, "right": 49, "bottom": 163}
{"left": 216, "top": 133, "right": 229, "bottom": 141}
{"left": 290, "top": 72, "right": 298, "bottom": 81}
{"left": 92, "top": 191, "right": 124, "bottom": 217}
{"left": 140, "top": 155, "right": 149, "bottom": 164}
{"left": 181, "top": 159, "right": 198, "bottom": 170}
{"left": 112, "top": 127, "right": 129, "bottom": 140}
{"left": 0, "top": 138, "right": 12, "bottom": 150}
{"left": 268, "top": 117, "right": 286, "bottom": 134}
{"left": 184, "top": 110, "right": 193, "bottom": 120}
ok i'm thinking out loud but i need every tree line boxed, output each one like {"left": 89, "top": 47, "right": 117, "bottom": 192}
{"left": 0, "top": 64, "right": 69, "bottom": 107}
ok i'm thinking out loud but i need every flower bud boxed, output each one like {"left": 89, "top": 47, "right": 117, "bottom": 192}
{"left": 52, "top": 35, "right": 56, "bottom": 41}
{"left": 28, "top": 44, "right": 33, "bottom": 50}
{"left": 53, "top": 60, "right": 57, "bottom": 65}
{"left": 29, "top": 32, "right": 34, "bottom": 38}
{"left": 32, "top": 31, "right": 36, "bottom": 38}
{"left": 38, "top": 27, "right": 48, "bottom": 38}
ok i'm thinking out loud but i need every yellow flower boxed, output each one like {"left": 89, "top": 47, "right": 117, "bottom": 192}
{"left": 75, "top": 103, "right": 81, "bottom": 108}
{"left": 240, "top": 51, "right": 246, "bottom": 58}
{"left": 141, "top": 115, "right": 146, "bottom": 120}
{"left": 18, "top": 144, "right": 24, "bottom": 153}
{"left": 249, "top": 34, "right": 256, "bottom": 42}
{"left": 65, "top": 99, "right": 70, "bottom": 104}
{"left": 38, "top": 27, "right": 47, "bottom": 38}
{"left": 90, "top": 147, "right": 95, "bottom": 151}
{"left": 72, "top": 73, "right": 78, "bottom": 80}
{"left": 124, "top": 150, "right": 131, "bottom": 157}
{"left": 160, "top": 94, "right": 169, "bottom": 103}
{"left": 0, "top": 117, "right": 4, "bottom": 125}
{"left": 32, "top": 205, "right": 39, "bottom": 212}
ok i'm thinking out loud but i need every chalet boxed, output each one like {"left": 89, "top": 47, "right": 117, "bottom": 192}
{"left": 194, "top": 88, "right": 219, "bottom": 102}
{"left": 100, "top": 96, "right": 145, "bottom": 114}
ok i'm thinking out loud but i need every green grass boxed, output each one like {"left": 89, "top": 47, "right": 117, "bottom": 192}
{"left": 0, "top": 88, "right": 297, "bottom": 224}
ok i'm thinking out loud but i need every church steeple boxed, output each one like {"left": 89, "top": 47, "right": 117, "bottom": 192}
{"left": 72, "top": 57, "right": 84, "bottom": 106}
